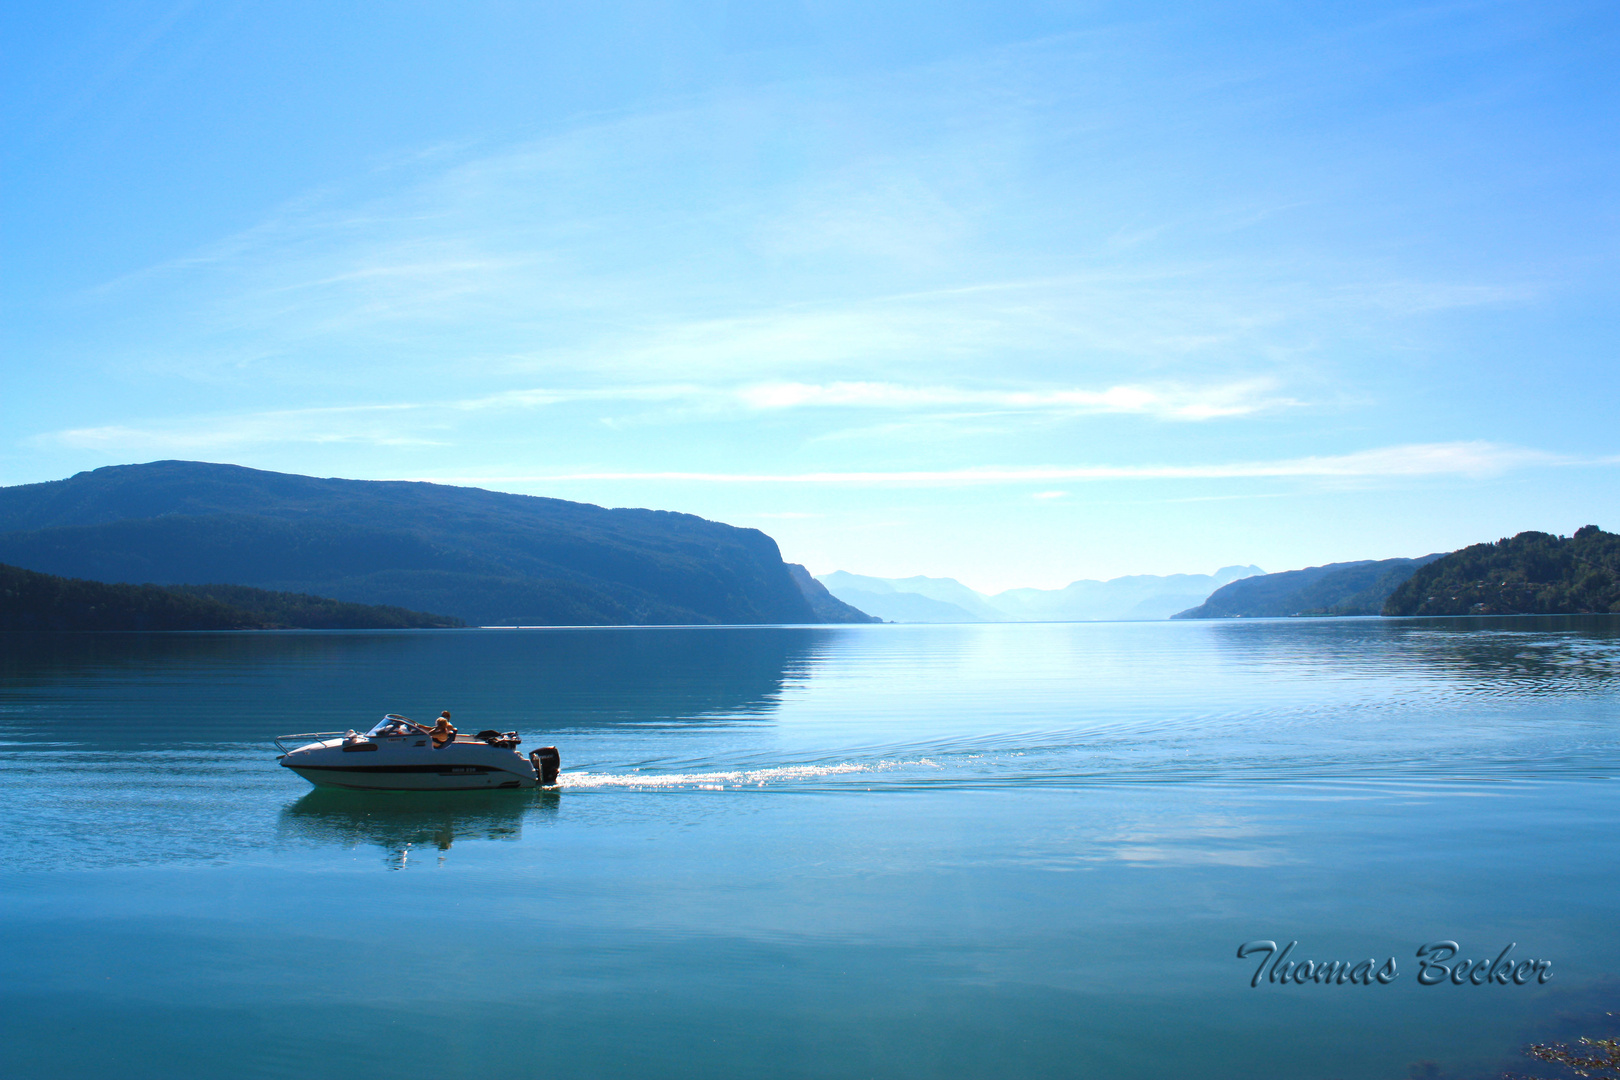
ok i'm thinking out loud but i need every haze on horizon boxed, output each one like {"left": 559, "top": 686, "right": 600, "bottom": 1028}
{"left": 3, "top": 2, "right": 1616, "bottom": 594}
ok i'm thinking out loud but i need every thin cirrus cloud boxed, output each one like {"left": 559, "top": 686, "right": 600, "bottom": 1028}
{"left": 45, "top": 404, "right": 440, "bottom": 451}
{"left": 68, "top": 68, "right": 1532, "bottom": 396}
{"left": 43, "top": 378, "right": 1289, "bottom": 452}
{"left": 412, "top": 442, "right": 1582, "bottom": 489}
{"left": 732, "top": 379, "right": 1293, "bottom": 419}
{"left": 460, "top": 378, "right": 1291, "bottom": 419}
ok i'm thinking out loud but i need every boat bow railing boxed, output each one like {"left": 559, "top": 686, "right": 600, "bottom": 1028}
{"left": 273, "top": 731, "right": 348, "bottom": 754}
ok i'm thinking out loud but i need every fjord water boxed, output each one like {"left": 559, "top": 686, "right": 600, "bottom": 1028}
{"left": 5, "top": 620, "right": 1620, "bottom": 1079}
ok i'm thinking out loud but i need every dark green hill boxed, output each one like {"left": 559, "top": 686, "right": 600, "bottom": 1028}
{"left": 164, "top": 583, "right": 462, "bottom": 629}
{"left": 1384, "top": 527, "right": 1620, "bottom": 616}
{"left": 0, "top": 461, "right": 870, "bottom": 626}
{"left": 1172, "top": 555, "right": 1441, "bottom": 619}
{"left": 0, "top": 562, "right": 255, "bottom": 631}
{"left": 0, "top": 563, "right": 460, "bottom": 631}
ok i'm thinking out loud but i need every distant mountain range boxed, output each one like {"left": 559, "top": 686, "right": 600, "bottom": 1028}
{"left": 1172, "top": 555, "right": 1443, "bottom": 619}
{"left": 8, "top": 462, "right": 1607, "bottom": 629}
{"left": 0, "top": 562, "right": 461, "bottom": 631}
{"left": 1170, "top": 528, "right": 1620, "bottom": 619}
{"left": 0, "top": 461, "right": 875, "bottom": 626}
{"left": 817, "top": 565, "right": 1265, "bottom": 623}
{"left": 785, "top": 565, "right": 882, "bottom": 623}
{"left": 822, "top": 524, "right": 1620, "bottom": 624}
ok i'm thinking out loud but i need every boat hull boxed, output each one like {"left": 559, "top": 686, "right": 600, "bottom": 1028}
{"left": 281, "top": 736, "right": 540, "bottom": 791}
{"left": 284, "top": 764, "right": 533, "bottom": 791}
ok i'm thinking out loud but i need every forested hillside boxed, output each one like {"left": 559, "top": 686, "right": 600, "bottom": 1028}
{"left": 1384, "top": 527, "right": 1620, "bottom": 615}
{"left": 164, "top": 583, "right": 462, "bottom": 629}
{"left": 0, "top": 563, "right": 460, "bottom": 631}
{"left": 0, "top": 563, "right": 254, "bottom": 631}
{"left": 1173, "top": 556, "right": 1440, "bottom": 619}
{"left": 0, "top": 461, "right": 871, "bottom": 626}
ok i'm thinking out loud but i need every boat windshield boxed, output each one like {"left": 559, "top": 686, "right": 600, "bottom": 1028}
{"left": 366, "top": 716, "right": 423, "bottom": 737}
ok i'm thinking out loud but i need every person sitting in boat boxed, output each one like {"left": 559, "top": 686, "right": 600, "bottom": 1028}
{"left": 430, "top": 711, "right": 457, "bottom": 748}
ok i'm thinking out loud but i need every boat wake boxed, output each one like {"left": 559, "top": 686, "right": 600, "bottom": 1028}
{"left": 558, "top": 757, "right": 941, "bottom": 790}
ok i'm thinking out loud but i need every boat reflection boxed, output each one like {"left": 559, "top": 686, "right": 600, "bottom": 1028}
{"left": 278, "top": 787, "right": 559, "bottom": 868}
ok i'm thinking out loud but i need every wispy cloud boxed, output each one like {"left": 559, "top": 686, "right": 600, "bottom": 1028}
{"left": 733, "top": 378, "right": 1292, "bottom": 419}
{"left": 458, "top": 377, "right": 1292, "bottom": 420}
{"left": 40, "top": 376, "right": 1289, "bottom": 453}
{"left": 70, "top": 63, "right": 1538, "bottom": 401}
{"left": 410, "top": 442, "right": 1587, "bottom": 488}
{"left": 46, "top": 404, "right": 441, "bottom": 451}
{"left": 449, "top": 385, "right": 703, "bottom": 410}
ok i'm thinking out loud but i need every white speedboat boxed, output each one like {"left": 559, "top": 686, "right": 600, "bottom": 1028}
{"left": 276, "top": 715, "right": 560, "bottom": 791}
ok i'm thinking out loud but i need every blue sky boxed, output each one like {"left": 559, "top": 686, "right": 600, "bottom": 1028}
{"left": 3, "top": 1, "right": 1616, "bottom": 592}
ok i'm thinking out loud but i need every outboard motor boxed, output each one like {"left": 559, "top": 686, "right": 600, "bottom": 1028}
{"left": 529, "top": 746, "right": 560, "bottom": 785}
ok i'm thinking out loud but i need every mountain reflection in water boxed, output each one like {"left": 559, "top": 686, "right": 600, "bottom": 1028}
{"left": 1203, "top": 614, "right": 1620, "bottom": 693}
{"left": 0, "top": 626, "right": 831, "bottom": 750}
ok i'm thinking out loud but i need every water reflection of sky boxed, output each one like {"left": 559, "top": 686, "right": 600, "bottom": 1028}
{"left": 5, "top": 621, "right": 1620, "bottom": 1078}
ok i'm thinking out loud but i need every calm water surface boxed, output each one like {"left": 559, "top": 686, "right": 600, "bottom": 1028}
{"left": 4, "top": 618, "right": 1620, "bottom": 1079}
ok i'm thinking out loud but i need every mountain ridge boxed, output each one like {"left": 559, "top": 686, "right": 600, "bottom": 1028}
{"left": 785, "top": 565, "right": 883, "bottom": 623}
{"left": 1172, "top": 556, "right": 1445, "bottom": 619}
{"left": 0, "top": 461, "right": 874, "bottom": 626}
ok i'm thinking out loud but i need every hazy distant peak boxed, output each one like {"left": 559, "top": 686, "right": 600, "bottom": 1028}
{"left": 817, "top": 564, "right": 1263, "bottom": 622}
{"left": 785, "top": 564, "right": 881, "bottom": 623}
{"left": 817, "top": 570, "right": 1003, "bottom": 620}
{"left": 817, "top": 570, "right": 900, "bottom": 595}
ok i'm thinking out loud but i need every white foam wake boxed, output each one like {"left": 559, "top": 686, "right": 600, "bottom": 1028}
{"left": 558, "top": 758, "right": 939, "bottom": 790}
